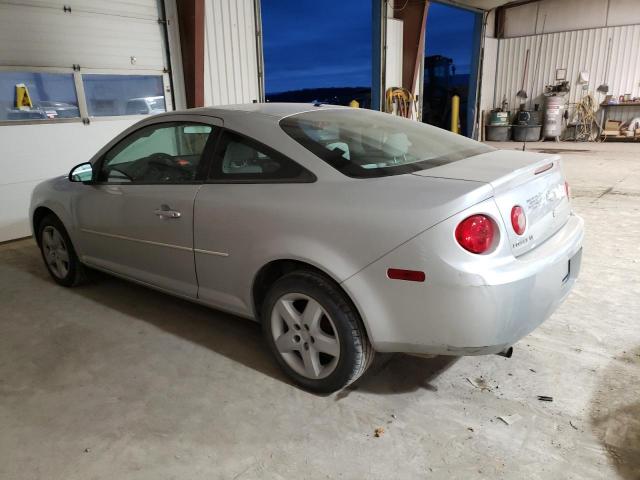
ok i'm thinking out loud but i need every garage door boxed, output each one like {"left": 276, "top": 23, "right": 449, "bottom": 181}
{"left": 0, "top": 0, "right": 173, "bottom": 241}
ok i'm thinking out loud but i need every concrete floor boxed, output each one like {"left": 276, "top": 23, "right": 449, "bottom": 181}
{"left": 1, "top": 141, "right": 639, "bottom": 479}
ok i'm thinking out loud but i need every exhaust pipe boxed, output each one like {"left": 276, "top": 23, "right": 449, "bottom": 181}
{"left": 496, "top": 347, "right": 513, "bottom": 358}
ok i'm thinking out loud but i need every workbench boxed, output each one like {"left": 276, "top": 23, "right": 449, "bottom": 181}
{"left": 599, "top": 102, "right": 640, "bottom": 140}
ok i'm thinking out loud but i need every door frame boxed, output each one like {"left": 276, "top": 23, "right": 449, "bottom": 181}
{"left": 421, "top": 0, "right": 484, "bottom": 138}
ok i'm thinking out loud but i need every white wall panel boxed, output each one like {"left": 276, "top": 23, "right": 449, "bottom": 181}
{"left": 385, "top": 18, "right": 403, "bottom": 90}
{"left": 494, "top": 25, "right": 640, "bottom": 123}
{"left": 0, "top": 120, "right": 138, "bottom": 241}
{"left": 503, "top": 0, "right": 640, "bottom": 38}
{"left": 203, "top": 0, "right": 260, "bottom": 106}
{"left": 503, "top": 2, "right": 537, "bottom": 38}
{"left": 0, "top": 179, "right": 44, "bottom": 241}
{"left": 535, "top": 0, "right": 607, "bottom": 34}
{"left": 608, "top": 0, "right": 640, "bottom": 27}
{"left": 0, "top": 0, "right": 159, "bottom": 20}
{"left": 0, "top": 3, "right": 166, "bottom": 70}
{"left": 480, "top": 37, "right": 498, "bottom": 119}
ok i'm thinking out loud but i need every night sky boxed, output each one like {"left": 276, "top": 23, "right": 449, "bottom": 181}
{"left": 425, "top": 2, "right": 476, "bottom": 75}
{"left": 261, "top": 0, "right": 476, "bottom": 94}
{"left": 261, "top": 0, "right": 372, "bottom": 94}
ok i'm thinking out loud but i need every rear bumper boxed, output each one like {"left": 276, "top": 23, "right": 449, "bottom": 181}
{"left": 342, "top": 207, "right": 584, "bottom": 355}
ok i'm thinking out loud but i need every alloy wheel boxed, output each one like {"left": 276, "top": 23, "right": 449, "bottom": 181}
{"left": 270, "top": 293, "right": 341, "bottom": 380}
{"left": 42, "top": 226, "right": 70, "bottom": 279}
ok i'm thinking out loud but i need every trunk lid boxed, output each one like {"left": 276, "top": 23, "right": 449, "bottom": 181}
{"left": 412, "top": 149, "right": 571, "bottom": 256}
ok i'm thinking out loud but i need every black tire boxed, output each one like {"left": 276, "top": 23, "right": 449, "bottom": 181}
{"left": 37, "top": 214, "right": 86, "bottom": 287}
{"left": 262, "top": 270, "right": 374, "bottom": 393}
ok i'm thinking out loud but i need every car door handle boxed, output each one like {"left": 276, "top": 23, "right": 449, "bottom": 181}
{"left": 154, "top": 205, "right": 181, "bottom": 219}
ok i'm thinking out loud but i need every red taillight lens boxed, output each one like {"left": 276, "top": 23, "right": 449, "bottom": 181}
{"left": 510, "top": 205, "right": 526, "bottom": 235}
{"left": 455, "top": 215, "right": 494, "bottom": 254}
{"left": 565, "top": 181, "right": 571, "bottom": 199}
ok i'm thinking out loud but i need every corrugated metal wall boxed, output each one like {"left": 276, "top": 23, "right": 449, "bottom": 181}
{"left": 494, "top": 24, "right": 640, "bottom": 122}
{"left": 203, "top": 0, "right": 261, "bottom": 106}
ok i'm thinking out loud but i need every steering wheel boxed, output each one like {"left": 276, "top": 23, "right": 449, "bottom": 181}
{"left": 147, "top": 152, "right": 179, "bottom": 168}
{"left": 145, "top": 153, "right": 192, "bottom": 181}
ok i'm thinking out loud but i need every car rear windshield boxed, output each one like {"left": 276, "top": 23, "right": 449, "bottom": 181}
{"left": 280, "top": 108, "right": 493, "bottom": 178}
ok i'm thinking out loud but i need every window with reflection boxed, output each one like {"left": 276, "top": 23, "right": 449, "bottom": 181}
{"left": 0, "top": 71, "right": 79, "bottom": 121}
{"left": 100, "top": 123, "right": 213, "bottom": 184}
{"left": 83, "top": 74, "right": 166, "bottom": 117}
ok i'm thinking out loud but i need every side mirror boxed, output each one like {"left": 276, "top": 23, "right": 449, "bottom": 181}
{"left": 69, "top": 162, "right": 94, "bottom": 183}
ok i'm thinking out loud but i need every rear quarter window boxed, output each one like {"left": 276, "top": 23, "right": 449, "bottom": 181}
{"left": 208, "top": 131, "right": 315, "bottom": 183}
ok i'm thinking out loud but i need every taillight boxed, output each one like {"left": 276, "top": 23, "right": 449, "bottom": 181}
{"left": 510, "top": 205, "right": 526, "bottom": 235}
{"left": 565, "top": 181, "right": 571, "bottom": 199}
{"left": 455, "top": 215, "right": 494, "bottom": 254}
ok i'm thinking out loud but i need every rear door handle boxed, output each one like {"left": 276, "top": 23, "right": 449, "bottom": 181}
{"left": 154, "top": 205, "right": 181, "bottom": 219}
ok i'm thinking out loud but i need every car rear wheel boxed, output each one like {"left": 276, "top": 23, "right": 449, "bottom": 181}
{"left": 262, "top": 271, "right": 373, "bottom": 393}
{"left": 38, "top": 214, "right": 85, "bottom": 287}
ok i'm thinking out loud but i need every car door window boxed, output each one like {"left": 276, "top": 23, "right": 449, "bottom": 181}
{"left": 209, "top": 131, "right": 314, "bottom": 182}
{"left": 99, "top": 122, "right": 213, "bottom": 184}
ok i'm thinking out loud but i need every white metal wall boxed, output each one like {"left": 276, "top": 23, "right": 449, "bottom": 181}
{"left": 493, "top": 24, "right": 640, "bottom": 122}
{"left": 203, "top": 0, "right": 261, "bottom": 106}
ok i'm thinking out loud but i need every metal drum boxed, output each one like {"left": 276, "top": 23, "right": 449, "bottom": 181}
{"left": 489, "top": 110, "right": 510, "bottom": 126}
{"left": 512, "top": 125, "right": 541, "bottom": 142}
{"left": 485, "top": 125, "right": 512, "bottom": 141}
{"left": 543, "top": 96, "right": 565, "bottom": 139}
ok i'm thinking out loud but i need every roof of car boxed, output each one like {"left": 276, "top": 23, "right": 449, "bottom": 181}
{"left": 178, "top": 102, "right": 349, "bottom": 120}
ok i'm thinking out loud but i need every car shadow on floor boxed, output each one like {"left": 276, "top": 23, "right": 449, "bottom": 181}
{"left": 9, "top": 237, "right": 461, "bottom": 397}
{"left": 335, "top": 354, "right": 459, "bottom": 400}
{"left": 73, "top": 269, "right": 460, "bottom": 397}
{"left": 73, "top": 269, "right": 292, "bottom": 387}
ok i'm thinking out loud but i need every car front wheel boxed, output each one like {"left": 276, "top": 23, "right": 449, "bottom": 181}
{"left": 38, "top": 214, "right": 85, "bottom": 287}
{"left": 262, "top": 271, "right": 373, "bottom": 393}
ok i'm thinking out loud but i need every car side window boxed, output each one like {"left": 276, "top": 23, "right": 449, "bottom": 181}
{"left": 99, "top": 122, "right": 213, "bottom": 184}
{"left": 209, "top": 131, "right": 314, "bottom": 182}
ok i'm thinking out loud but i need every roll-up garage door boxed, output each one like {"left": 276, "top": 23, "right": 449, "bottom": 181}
{"left": 0, "top": 0, "right": 172, "bottom": 241}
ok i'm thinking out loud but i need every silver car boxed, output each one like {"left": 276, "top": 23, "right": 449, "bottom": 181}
{"left": 30, "top": 103, "right": 584, "bottom": 392}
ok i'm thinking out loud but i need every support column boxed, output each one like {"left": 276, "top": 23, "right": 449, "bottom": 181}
{"left": 371, "top": 0, "right": 386, "bottom": 111}
{"left": 393, "top": 0, "right": 429, "bottom": 96}
{"left": 176, "top": 0, "right": 205, "bottom": 108}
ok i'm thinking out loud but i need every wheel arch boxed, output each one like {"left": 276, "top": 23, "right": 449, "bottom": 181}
{"left": 251, "top": 259, "right": 370, "bottom": 339}
{"left": 32, "top": 206, "right": 58, "bottom": 246}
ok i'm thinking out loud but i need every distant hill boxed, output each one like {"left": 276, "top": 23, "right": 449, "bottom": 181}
{"left": 266, "top": 86, "right": 371, "bottom": 107}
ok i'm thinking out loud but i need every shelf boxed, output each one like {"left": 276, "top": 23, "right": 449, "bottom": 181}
{"left": 600, "top": 135, "right": 640, "bottom": 142}
{"left": 600, "top": 103, "right": 640, "bottom": 107}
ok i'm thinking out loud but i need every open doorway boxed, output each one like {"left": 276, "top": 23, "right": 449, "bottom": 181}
{"left": 261, "top": 0, "right": 372, "bottom": 107}
{"left": 422, "top": 1, "right": 482, "bottom": 137}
